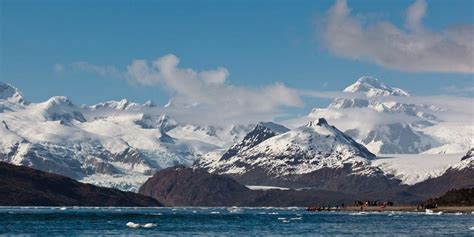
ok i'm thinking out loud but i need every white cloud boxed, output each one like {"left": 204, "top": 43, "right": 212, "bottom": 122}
{"left": 319, "top": 0, "right": 474, "bottom": 73}
{"left": 69, "top": 54, "right": 303, "bottom": 125}
{"left": 443, "top": 84, "right": 474, "bottom": 96}
{"left": 405, "top": 0, "right": 426, "bottom": 31}
{"left": 279, "top": 87, "right": 473, "bottom": 133}
{"left": 53, "top": 63, "right": 65, "bottom": 73}
{"left": 72, "top": 61, "right": 120, "bottom": 77}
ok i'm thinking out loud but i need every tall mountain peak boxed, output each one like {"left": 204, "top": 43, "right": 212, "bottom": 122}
{"left": 218, "top": 122, "right": 289, "bottom": 161}
{"left": 0, "top": 81, "right": 28, "bottom": 105}
{"left": 343, "top": 76, "right": 410, "bottom": 97}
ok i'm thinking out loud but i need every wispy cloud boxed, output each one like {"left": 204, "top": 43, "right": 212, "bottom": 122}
{"left": 126, "top": 54, "right": 303, "bottom": 124}
{"left": 63, "top": 54, "right": 303, "bottom": 125}
{"left": 71, "top": 61, "right": 121, "bottom": 77}
{"left": 443, "top": 84, "right": 474, "bottom": 96}
{"left": 53, "top": 63, "right": 65, "bottom": 74}
{"left": 294, "top": 90, "right": 474, "bottom": 129}
{"left": 60, "top": 54, "right": 473, "bottom": 126}
{"left": 318, "top": 0, "right": 474, "bottom": 73}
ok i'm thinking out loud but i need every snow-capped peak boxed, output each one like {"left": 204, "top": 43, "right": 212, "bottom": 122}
{"left": 219, "top": 122, "right": 289, "bottom": 161}
{"left": 259, "top": 122, "right": 290, "bottom": 134}
{"left": 43, "top": 96, "right": 74, "bottom": 107}
{"left": 198, "top": 118, "right": 376, "bottom": 177}
{"left": 135, "top": 113, "right": 178, "bottom": 132}
{"left": 0, "top": 81, "right": 28, "bottom": 105}
{"left": 87, "top": 99, "right": 154, "bottom": 111}
{"left": 306, "top": 118, "right": 330, "bottom": 128}
{"left": 37, "top": 96, "right": 86, "bottom": 123}
{"left": 344, "top": 76, "right": 410, "bottom": 97}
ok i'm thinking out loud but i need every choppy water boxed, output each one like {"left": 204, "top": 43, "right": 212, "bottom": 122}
{"left": 0, "top": 207, "right": 473, "bottom": 236}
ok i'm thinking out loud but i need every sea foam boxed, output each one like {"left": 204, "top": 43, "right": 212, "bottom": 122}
{"left": 126, "top": 222, "right": 157, "bottom": 228}
{"left": 126, "top": 222, "right": 140, "bottom": 228}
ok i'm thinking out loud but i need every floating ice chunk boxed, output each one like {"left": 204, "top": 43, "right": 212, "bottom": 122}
{"left": 210, "top": 211, "right": 220, "bottom": 214}
{"left": 142, "top": 223, "right": 157, "bottom": 228}
{"left": 59, "top": 207, "right": 67, "bottom": 211}
{"left": 126, "top": 222, "right": 140, "bottom": 228}
{"left": 277, "top": 217, "right": 287, "bottom": 220}
{"left": 469, "top": 226, "right": 474, "bottom": 231}
{"left": 425, "top": 209, "right": 443, "bottom": 215}
{"left": 350, "top": 212, "right": 368, "bottom": 215}
{"left": 290, "top": 217, "right": 302, "bottom": 220}
{"left": 227, "top": 207, "right": 243, "bottom": 213}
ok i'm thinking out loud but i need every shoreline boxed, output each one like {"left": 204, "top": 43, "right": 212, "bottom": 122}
{"left": 0, "top": 205, "right": 473, "bottom": 213}
{"left": 337, "top": 206, "right": 474, "bottom": 213}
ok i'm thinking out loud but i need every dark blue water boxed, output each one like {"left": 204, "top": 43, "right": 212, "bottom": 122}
{"left": 0, "top": 207, "right": 473, "bottom": 236}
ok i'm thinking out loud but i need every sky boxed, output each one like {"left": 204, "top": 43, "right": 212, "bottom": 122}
{"left": 1, "top": 0, "right": 473, "bottom": 122}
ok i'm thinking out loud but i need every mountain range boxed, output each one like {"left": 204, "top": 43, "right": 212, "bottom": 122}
{"left": 0, "top": 78, "right": 472, "bottom": 195}
{"left": 308, "top": 76, "right": 471, "bottom": 154}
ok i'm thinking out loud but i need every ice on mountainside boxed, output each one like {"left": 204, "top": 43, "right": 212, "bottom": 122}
{"left": 0, "top": 82, "right": 250, "bottom": 191}
{"left": 0, "top": 80, "right": 471, "bottom": 191}
{"left": 198, "top": 118, "right": 376, "bottom": 176}
{"left": 0, "top": 82, "right": 28, "bottom": 112}
{"left": 0, "top": 82, "right": 27, "bottom": 105}
{"left": 310, "top": 76, "right": 470, "bottom": 154}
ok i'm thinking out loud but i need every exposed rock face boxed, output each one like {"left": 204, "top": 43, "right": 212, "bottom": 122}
{"left": 0, "top": 81, "right": 253, "bottom": 191}
{"left": 461, "top": 148, "right": 474, "bottom": 161}
{"left": 197, "top": 118, "right": 400, "bottom": 193}
{"left": 426, "top": 188, "right": 474, "bottom": 206}
{"left": 139, "top": 166, "right": 250, "bottom": 206}
{"left": 0, "top": 162, "right": 161, "bottom": 206}
{"left": 409, "top": 151, "right": 474, "bottom": 197}
{"left": 408, "top": 167, "right": 474, "bottom": 197}
{"left": 220, "top": 122, "right": 289, "bottom": 161}
{"left": 139, "top": 166, "right": 360, "bottom": 207}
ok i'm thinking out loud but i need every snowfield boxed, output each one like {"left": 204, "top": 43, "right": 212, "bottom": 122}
{"left": 372, "top": 153, "right": 465, "bottom": 185}
{"left": 1, "top": 78, "right": 472, "bottom": 192}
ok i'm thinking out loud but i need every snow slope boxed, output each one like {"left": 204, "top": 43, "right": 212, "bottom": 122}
{"left": 0, "top": 82, "right": 250, "bottom": 191}
{"left": 199, "top": 118, "right": 376, "bottom": 176}
{"left": 372, "top": 153, "right": 465, "bottom": 185}
{"left": 307, "top": 76, "right": 470, "bottom": 154}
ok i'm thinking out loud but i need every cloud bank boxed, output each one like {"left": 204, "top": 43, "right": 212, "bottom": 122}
{"left": 65, "top": 54, "right": 303, "bottom": 125}
{"left": 126, "top": 55, "right": 302, "bottom": 123}
{"left": 64, "top": 54, "right": 473, "bottom": 126}
{"left": 319, "top": 0, "right": 474, "bottom": 73}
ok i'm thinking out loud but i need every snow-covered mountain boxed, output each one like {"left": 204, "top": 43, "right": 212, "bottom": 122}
{"left": 0, "top": 82, "right": 251, "bottom": 191}
{"left": 219, "top": 122, "right": 290, "bottom": 161}
{"left": 308, "top": 76, "right": 471, "bottom": 154}
{"left": 1, "top": 80, "right": 471, "bottom": 194}
{"left": 197, "top": 118, "right": 402, "bottom": 193}
{"left": 0, "top": 82, "right": 28, "bottom": 112}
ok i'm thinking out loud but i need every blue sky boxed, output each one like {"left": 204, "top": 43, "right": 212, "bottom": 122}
{"left": 1, "top": 0, "right": 473, "bottom": 115}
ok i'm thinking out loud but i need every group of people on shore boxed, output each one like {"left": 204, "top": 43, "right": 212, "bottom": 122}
{"left": 354, "top": 200, "right": 394, "bottom": 207}
{"left": 305, "top": 204, "right": 345, "bottom": 212}
{"left": 417, "top": 202, "right": 438, "bottom": 210}
{"left": 354, "top": 200, "right": 394, "bottom": 211}
{"left": 306, "top": 200, "right": 395, "bottom": 212}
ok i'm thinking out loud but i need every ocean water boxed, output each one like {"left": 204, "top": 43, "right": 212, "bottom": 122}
{"left": 0, "top": 207, "right": 473, "bottom": 236}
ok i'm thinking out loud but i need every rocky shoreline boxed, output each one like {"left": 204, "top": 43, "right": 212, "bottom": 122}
{"left": 331, "top": 206, "right": 474, "bottom": 213}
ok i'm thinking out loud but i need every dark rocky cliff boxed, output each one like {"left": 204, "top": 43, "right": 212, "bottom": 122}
{"left": 0, "top": 162, "right": 161, "bottom": 206}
